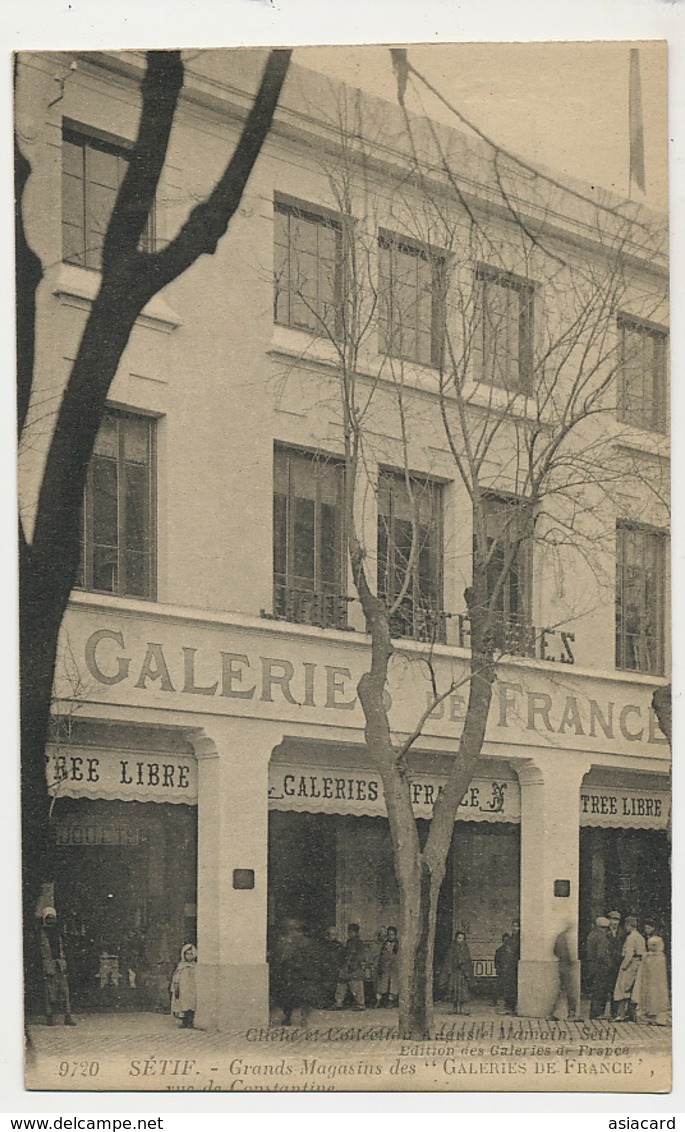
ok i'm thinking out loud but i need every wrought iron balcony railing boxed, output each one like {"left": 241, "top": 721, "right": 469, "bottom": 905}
{"left": 265, "top": 583, "right": 353, "bottom": 631}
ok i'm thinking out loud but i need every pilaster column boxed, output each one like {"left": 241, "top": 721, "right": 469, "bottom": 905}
{"left": 188, "top": 718, "right": 284, "bottom": 1031}
{"left": 514, "top": 754, "right": 591, "bottom": 1018}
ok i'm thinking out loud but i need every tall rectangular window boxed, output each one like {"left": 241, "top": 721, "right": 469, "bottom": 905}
{"left": 273, "top": 447, "right": 347, "bottom": 628}
{"left": 377, "top": 471, "right": 444, "bottom": 642}
{"left": 273, "top": 200, "right": 343, "bottom": 334}
{"left": 481, "top": 494, "right": 532, "bottom": 654}
{"left": 474, "top": 267, "right": 534, "bottom": 393}
{"left": 617, "top": 316, "right": 668, "bottom": 432}
{"left": 378, "top": 233, "right": 445, "bottom": 366}
{"left": 62, "top": 125, "right": 155, "bottom": 269}
{"left": 76, "top": 411, "right": 156, "bottom": 599}
{"left": 616, "top": 523, "right": 666, "bottom": 674}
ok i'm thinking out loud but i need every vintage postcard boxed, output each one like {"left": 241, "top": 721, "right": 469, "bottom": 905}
{"left": 15, "top": 41, "right": 671, "bottom": 1094}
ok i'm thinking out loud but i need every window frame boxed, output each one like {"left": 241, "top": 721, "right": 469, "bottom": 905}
{"left": 617, "top": 314, "right": 668, "bottom": 433}
{"left": 376, "top": 468, "right": 445, "bottom": 642}
{"left": 480, "top": 492, "right": 533, "bottom": 654}
{"left": 76, "top": 409, "right": 157, "bottom": 600}
{"left": 272, "top": 445, "right": 348, "bottom": 629}
{"left": 615, "top": 520, "right": 667, "bottom": 676}
{"left": 273, "top": 198, "right": 344, "bottom": 337}
{"left": 474, "top": 265, "right": 535, "bottom": 394}
{"left": 378, "top": 230, "right": 446, "bottom": 368}
{"left": 62, "top": 122, "right": 156, "bottom": 270}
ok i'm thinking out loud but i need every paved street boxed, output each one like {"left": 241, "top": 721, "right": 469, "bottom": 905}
{"left": 25, "top": 1005, "right": 671, "bottom": 1094}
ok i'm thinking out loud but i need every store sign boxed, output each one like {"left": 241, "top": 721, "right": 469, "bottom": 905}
{"left": 579, "top": 786, "right": 670, "bottom": 829}
{"left": 72, "top": 626, "right": 668, "bottom": 755}
{"left": 54, "top": 821, "right": 148, "bottom": 846}
{"left": 268, "top": 766, "right": 520, "bottom": 822}
{"left": 45, "top": 747, "right": 198, "bottom": 805}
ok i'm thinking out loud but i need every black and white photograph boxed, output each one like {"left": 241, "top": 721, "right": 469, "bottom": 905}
{"left": 12, "top": 31, "right": 673, "bottom": 1097}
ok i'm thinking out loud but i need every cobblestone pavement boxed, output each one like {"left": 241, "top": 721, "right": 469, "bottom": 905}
{"left": 25, "top": 1003, "right": 671, "bottom": 1094}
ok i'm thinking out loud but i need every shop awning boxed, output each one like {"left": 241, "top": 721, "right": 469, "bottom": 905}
{"left": 268, "top": 763, "right": 521, "bottom": 822}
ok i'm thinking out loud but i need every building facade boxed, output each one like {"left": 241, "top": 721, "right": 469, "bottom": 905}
{"left": 17, "top": 49, "right": 670, "bottom": 1029}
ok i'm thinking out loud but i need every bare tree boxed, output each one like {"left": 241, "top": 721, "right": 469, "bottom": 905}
{"left": 16, "top": 47, "right": 291, "bottom": 1001}
{"left": 273, "top": 63, "right": 668, "bottom": 1037}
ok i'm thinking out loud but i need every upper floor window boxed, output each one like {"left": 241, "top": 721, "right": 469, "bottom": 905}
{"left": 272, "top": 447, "right": 348, "bottom": 629}
{"left": 377, "top": 470, "right": 445, "bottom": 642}
{"left": 474, "top": 267, "right": 534, "bottom": 393}
{"left": 615, "top": 522, "right": 666, "bottom": 675}
{"left": 378, "top": 233, "right": 445, "bottom": 367}
{"left": 76, "top": 410, "right": 156, "bottom": 599}
{"left": 273, "top": 200, "right": 343, "bottom": 335}
{"left": 617, "top": 316, "right": 668, "bottom": 432}
{"left": 481, "top": 493, "right": 532, "bottom": 654}
{"left": 62, "top": 125, "right": 155, "bottom": 270}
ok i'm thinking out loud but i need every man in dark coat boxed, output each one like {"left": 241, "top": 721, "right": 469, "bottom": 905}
{"left": 334, "top": 923, "right": 366, "bottom": 1010}
{"left": 498, "top": 919, "right": 520, "bottom": 1015}
{"left": 270, "top": 919, "right": 320, "bottom": 1026}
{"left": 320, "top": 927, "right": 346, "bottom": 1008}
{"left": 586, "top": 916, "right": 613, "bottom": 1020}
{"left": 39, "top": 908, "right": 76, "bottom": 1026}
{"left": 606, "top": 911, "right": 627, "bottom": 1020}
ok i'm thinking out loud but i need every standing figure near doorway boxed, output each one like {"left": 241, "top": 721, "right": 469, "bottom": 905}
{"left": 270, "top": 919, "right": 320, "bottom": 1026}
{"left": 549, "top": 921, "right": 580, "bottom": 1022}
{"left": 441, "top": 930, "right": 475, "bottom": 1015}
{"left": 334, "top": 923, "right": 366, "bottom": 1010}
{"left": 605, "top": 910, "right": 627, "bottom": 1020}
{"left": 613, "top": 915, "right": 646, "bottom": 1021}
{"left": 585, "top": 916, "right": 613, "bottom": 1020}
{"left": 170, "top": 944, "right": 197, "bottom": 1028}
{"left": 632, "top": 930, "right": 670, "bottom": 1026}
{"left": 39, "top": 908, "right": 76, "bottom": 1027}
{"left": 498, "top": 919, "right": 520, "bottom": 1015}
{"left": 375, "top": 926, "right": 399, "bottom": 1007}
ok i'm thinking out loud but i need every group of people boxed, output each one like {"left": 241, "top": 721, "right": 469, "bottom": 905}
{"left": 38, "top": 904, "right": 670, "bottom": 1031}
{"left": 269, "top": 921, "right": 401, "bottom": 1025}
{"left": 585, "top": 911, "right": 669, "bottom": 1025}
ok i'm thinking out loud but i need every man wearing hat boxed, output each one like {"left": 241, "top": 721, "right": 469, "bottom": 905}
{"left": 39, "top": 907, "right": 76, "bottom": 1026}
{"left": 585, "top": 916, "right": 612, "bottom": 1020}
{"left": 605, "top": 911, "right": 626, "bottom": 1020}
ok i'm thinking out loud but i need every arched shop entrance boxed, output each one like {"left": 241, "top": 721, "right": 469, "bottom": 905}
{"left": 578, "top": 768, "right": 671, "bottom": 979}
{"left": 41, "top": 726, "right": 198, "bottom": 1013}
{"left": 267, "top": 747, "right": 521, "bottom": 1004}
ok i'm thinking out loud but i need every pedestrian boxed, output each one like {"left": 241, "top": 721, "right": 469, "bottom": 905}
{"left": 170, "top": 943, "right": 197, "bottom": 1028}
{"left": 498, "top": 919, "right": 520, "bottom": 1015}
{"left": 613, "top": 915, "right": 646, "bottom": 1021}
{"left": 319, "top": 927, "right": 346, "bottom": 1008}
{"left": 605, "top": 910, "right": 627, "bottom": 1020}
{"left": 39, "top": 907, "right": 76, "bottom": 1027}
{"left": 585, "top": 916, "right": 613, "bottom": 1020}
{"left": 375, "top": 926, "right": 399, "bottom": 1007}
{"left": 441, "top": 930, "right": 475, "bottom": 1015}
{"left": 493, "top": 933, "right": 510, "bottom": 1006}
{"left": 632, "top": 934, "right": 670, "bottom": 1026}
{"left": 271, "top": 919, "right": 320, "bottom": 1026}
{"left": 334, "top": 923, "right": 366, "bottom": 1010}
{"left": 549, "top": 921, "right": 580, "bottom": 1021}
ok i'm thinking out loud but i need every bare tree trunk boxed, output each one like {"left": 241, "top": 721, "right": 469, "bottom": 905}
{"left": 16, "top": 46, "right": 291, "bottom": 1008}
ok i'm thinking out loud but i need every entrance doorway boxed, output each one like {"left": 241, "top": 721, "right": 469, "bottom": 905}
{"left": 51, "top": 798, "right": 197, "bottom": 1012}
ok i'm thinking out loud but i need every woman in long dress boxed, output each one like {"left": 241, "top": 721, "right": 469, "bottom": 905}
{"left": 441, "top": 931, "right": 475, "bottom": 1015}
{"left": 632, "top": 936, "right": 670, "bottom": 1025}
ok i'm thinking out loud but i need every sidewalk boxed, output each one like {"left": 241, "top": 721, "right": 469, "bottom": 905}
{"left": 25, "top": 1004, "right": 671, "bottom": 1094}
